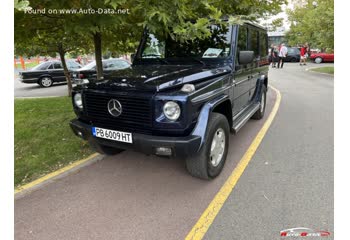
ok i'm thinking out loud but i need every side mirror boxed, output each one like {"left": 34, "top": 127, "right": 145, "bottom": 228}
{"left": 239, "top": 51, "right": 254, "bottom": 65}
{"left": 131, "top": 53, "right": 136, "bottom": 63}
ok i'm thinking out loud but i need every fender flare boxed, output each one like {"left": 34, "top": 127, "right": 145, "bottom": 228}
{"left": 191, "top": 94, "right": 231, "bottom": 149}
{"left": 253, "top": 75, "right": 268, "bottom": 101}
{"left": 38, "top": 74, "right": 53, "bottom": 83}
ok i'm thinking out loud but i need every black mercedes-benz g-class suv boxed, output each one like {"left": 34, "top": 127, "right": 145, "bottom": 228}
{"left": 70, "top": 21, "right": 269, "bottom": 180}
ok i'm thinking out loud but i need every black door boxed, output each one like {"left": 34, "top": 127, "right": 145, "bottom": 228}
{"left": 51, "top": 62, "right": 66, "bottom": 82}
{"left": 232, "top": 25, "right": 251, "bottom": 114}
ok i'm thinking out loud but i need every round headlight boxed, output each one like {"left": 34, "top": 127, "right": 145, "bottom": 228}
{"left": 74, "top": 93, "right": 83, "bottom": 109}
{"left": 163, "top": 101, "right": 181, "bottom": 121}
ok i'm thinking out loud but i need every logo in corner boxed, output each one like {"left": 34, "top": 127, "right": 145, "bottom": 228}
{"left": 280, "top": 227, "right": 331, "bottom": 237}
{"left": 107, "top": 99, "right": 122, "bottom": 117}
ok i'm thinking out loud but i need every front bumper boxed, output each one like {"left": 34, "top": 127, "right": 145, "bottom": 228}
{"left": 70, "top": 119, "right": 202, "bottom": 158}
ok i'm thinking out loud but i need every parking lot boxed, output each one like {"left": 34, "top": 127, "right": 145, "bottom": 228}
{"left": 14, "top": 71, "right": 68, "bottom": 98}
{"left": 15, "top": 63, "right": 334, "bottom": 239}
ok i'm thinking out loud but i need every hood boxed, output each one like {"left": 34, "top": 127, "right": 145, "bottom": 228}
{"left": 88, "top": 64, "right": 231, "bottom": 92}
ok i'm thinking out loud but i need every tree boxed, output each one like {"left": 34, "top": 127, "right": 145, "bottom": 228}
{"left": 59, "top": 0, "right": 142, "bottom": 80}
{"left": 286, "top": 0, "right": 334, "bottom": 50}
{"left": 15, "top": 0, "right": 287, "bottom": 86}
{"left": 69, "top": 0, "right": 287, "bottom": 78}
{"left": 15, "top": 1, "right": 93, "bottom": 96}
{"left": 105, "top": 0, "right": 287, "bottom": 40}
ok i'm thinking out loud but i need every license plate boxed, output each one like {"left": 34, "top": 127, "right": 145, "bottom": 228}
{"left": 92, "top": 127, "right": 133, "bottom": 143}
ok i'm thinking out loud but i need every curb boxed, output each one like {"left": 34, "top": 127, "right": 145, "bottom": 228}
{"left": 15, "top": 96, "right": 65, "bottom": 99}
{"left": 15, "top": 153, "right": 103, "bottom": 199}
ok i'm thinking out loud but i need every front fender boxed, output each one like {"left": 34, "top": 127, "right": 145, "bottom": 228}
{"left": 191, "top": 94, "right": 230, "bottom": 149}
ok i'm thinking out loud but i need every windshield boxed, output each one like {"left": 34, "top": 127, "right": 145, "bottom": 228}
{"left": 138, "top": 24, "right": 232, "bottom": 63}
{"left": 31, "top": 62, "right": 51, "bottom": 70}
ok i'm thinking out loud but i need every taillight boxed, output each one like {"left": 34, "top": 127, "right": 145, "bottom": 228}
{"left": 79, "top": 74, "right": 85, "bottom": 79}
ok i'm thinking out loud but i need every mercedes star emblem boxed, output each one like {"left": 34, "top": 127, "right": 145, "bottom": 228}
{"left": 107, "top": 99, "right": 122, "bottom": 117}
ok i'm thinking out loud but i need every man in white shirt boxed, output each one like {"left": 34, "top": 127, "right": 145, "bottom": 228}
{"left": 278, "top": 43, "right": 288, "bottom": 69}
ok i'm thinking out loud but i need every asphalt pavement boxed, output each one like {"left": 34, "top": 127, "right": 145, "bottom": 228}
{"left": 204, "top": 62, "right": 334, "bottom": 239}
{"left": 14, "top": 62, "right": 333, "bottom": 240}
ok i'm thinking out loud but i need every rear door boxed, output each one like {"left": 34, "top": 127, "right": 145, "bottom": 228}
{"left": 248, "top": 27, "right": 261, "bottom": 101}
{"left": 250, "top": 29, "right": 269, "bottom": 98}
{"left": 51, "top": 62, "right": 66, "bottom": 82}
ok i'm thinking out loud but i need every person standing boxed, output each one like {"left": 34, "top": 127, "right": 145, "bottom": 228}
{"left": 76, "top": 55, "right": 82, "bottom": 65}
{"left": 305, "top": 42, "right": 311, "bottom": 58}
{"left": 300, "top": 44, "right": 307, "bottom": 66}
{"left": 270, "top": 44, "right": 277, "bottom": 68}
{"left": 278, "top": 43, "right": 288, "bottom": 69}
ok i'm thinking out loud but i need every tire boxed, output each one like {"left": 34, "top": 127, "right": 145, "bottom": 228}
{"left": 186, "top": 113, "right": 230, "bottom": 180}
{"left": 315, "top": 57, "right": 323, "bottom": 64}
{"left": 38, "top": 76, "right": 53, "bottom": 87}
{"left": 290, "top": 57, "right": 297, "bottom": 62}
{"left": 252, "top": 84, "right": 267, "bottom": 120}
{"left": 89, "top": 142, "right": 124, "bottom": 155}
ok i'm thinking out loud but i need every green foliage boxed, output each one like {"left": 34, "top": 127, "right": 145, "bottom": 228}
{"left": 15, "top": 0, "right": 288, "bottom": 60}
{"left": 14, "top": 0, "right": 30, "bottom": 11}
{"left": 267, "top": 18, "right": 284, "bottom": 31}
{"left": 14, "top": 97, "right": 94, "bottom": 187}
{"left": 14, "top": 1, "right": 93, "bottom": 57}
{"left": 105, "top": 0, "right": 287, "bottom": 42}
{"left": 286, "top": 0, "right": 334, "bottom": 50}
{"left": 310, "top": 66, "right": 334, "bottom": 74}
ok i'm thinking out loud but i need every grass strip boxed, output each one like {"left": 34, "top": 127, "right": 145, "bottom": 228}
{"left": 15, "top": 96, "right": 93, "bottom": 187}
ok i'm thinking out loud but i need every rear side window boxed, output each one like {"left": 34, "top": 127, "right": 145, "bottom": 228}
{"left": 249, "top": 28, "right": 259, "bottom": 57}
{"left": 237, "top": 26, "right": 248, "bottom": 52}
{"left": 259, "top": 32, "right": 268, "bottom": 56}
{"left": 288, "top": 48, "right": 300, "bottom": 54}
{"left": 53, "top": 62, "right": 62, "bottom": 69}
{"left": 32, "top": 61, "right": 51, "bottom": 70}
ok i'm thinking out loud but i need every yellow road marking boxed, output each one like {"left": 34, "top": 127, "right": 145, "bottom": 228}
{"left": 15, "top": 153, "right": 100, "bottom": 194}
{"left": 185, "top": 86, "right": 282, "bottom": 240}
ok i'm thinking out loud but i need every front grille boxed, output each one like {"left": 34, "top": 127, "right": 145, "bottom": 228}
{"left": 84, "top": 91, "right": 153, "bottom": 135}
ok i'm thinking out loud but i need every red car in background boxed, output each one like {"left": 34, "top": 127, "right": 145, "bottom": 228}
{"left": 310, "top": 52, "right": 334, "bottom": 63}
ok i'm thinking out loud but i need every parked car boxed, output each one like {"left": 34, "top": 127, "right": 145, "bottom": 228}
{"left": 72, "top": 58, "right": 131, "bottom": 81}
{"left": 18, "top": 60, "right": 82, "bottom": 87}
{"left": 285, "top": 47, "right": 301, "bottom": 62}
{"left": 310, "top": 52, "right": 334, "bottom": 63}
{"left": 70, "top": 21, "right": 269, "bottom": 180}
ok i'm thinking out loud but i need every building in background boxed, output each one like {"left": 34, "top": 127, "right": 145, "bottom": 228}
{"left": 268, "top": 26, "right": 287, "bottom": 46}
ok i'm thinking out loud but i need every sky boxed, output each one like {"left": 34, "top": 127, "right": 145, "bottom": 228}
{"left": 260, "top": 2, "right": 294, "bottom": 31}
